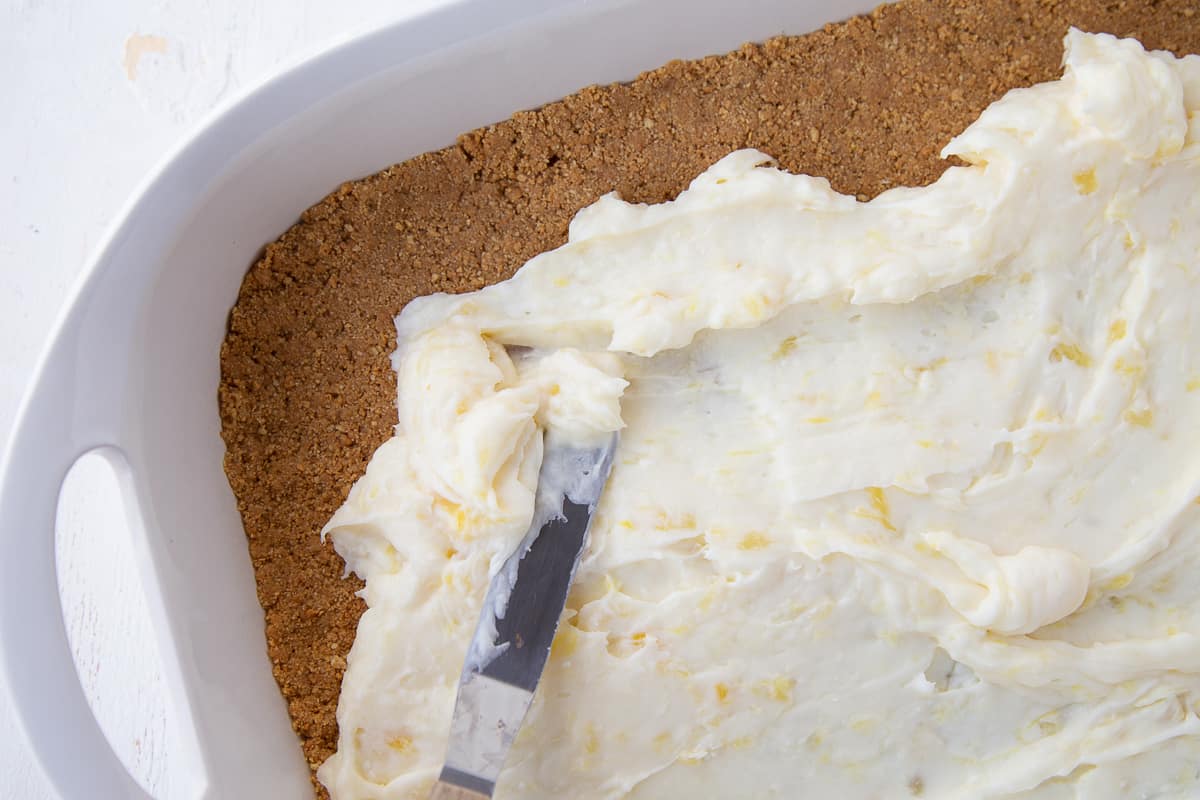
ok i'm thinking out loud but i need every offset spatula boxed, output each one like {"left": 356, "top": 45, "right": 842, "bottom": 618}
{"left": 430, "top": 434, "right": 618, "bottom": 800}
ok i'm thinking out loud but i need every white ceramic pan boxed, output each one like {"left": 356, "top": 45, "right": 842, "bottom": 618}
{"left": 0, "top": 0, "right": 885, "bottom": 796}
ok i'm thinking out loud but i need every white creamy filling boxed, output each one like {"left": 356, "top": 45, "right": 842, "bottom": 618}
{"left": 319, "top": 30, "right": 1200, "bottom": 800}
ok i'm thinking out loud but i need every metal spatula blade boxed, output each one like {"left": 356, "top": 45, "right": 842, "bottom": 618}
{"left": 430, "top": 434, "right": 618, "bottom": 799}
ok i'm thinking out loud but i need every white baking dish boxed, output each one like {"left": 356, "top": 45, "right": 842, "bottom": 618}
{"left": 0, "top": 0, "right": 886, "bottom": 796}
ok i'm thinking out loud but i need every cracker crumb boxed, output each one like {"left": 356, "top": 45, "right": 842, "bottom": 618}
{"left": 217, "top": 1, "right": 1200, "bottom": 795}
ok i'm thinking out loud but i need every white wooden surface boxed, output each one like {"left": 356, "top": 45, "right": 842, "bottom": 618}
{"left": 0, "top": 1, "right": 445, "bottom": 796}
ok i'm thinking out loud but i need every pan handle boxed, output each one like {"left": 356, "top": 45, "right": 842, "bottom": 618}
{"left": 0, "top": 333, "right": 161, "bottom": 800}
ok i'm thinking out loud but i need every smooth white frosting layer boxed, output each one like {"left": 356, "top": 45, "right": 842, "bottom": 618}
{"left": 319, "top": 31, "right": 1200, "bottom": 800}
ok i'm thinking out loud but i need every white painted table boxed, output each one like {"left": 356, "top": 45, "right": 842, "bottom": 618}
{"left": 0, "top": 1, "right": 443, "bottom": 795}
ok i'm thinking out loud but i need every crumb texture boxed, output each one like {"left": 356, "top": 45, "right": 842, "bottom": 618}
{"left": 217, "top": 0, "right": 1200, "bottom": 794}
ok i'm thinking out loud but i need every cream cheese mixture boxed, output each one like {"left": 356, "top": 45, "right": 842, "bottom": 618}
{"left": 319, "top": 31, "right": 1200, "bottom": 799}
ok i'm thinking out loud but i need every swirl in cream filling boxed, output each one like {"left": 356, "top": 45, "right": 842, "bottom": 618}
{"left": 320, "top": 31, "right": 1200, "bottom": 800}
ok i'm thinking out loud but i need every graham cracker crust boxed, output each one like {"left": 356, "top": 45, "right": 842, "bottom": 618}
{"left": 218, "top": 0, "right": 1200, "bottom": 794}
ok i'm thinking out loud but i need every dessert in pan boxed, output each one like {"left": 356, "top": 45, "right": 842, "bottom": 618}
{"left": 218, "top": 1, "right": 1200, "bottom": 797}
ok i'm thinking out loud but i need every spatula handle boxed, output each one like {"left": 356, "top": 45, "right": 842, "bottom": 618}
{"left": 430, "top": 779, "right": 492, "bottom": 800}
